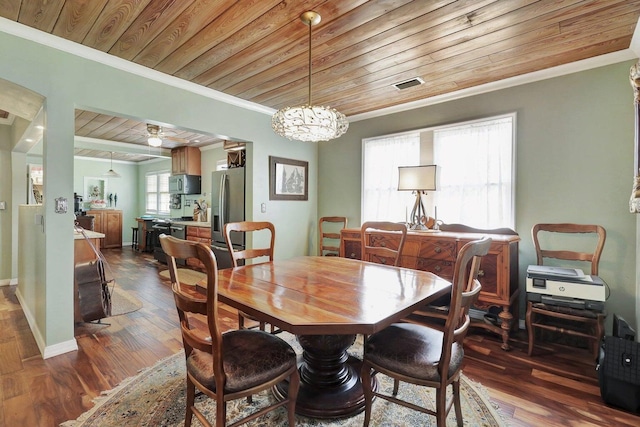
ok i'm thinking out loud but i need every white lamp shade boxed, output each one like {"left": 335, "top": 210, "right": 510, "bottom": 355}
{"left": 148, "top": 136, "right": 162, "bottom": 147}
{"left": 398, "top": 165, "right": 438, "bottom": 191}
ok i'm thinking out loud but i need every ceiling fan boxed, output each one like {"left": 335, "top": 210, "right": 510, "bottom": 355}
{"left": 145, "top": 124, "right": 189, "bottom": 147}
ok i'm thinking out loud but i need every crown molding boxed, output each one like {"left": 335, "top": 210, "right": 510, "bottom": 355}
{"left": 2, "top": 16, "right": 639, "bottom": 124}
{"left": 350, "top": 17, "right": 640, "bottom": 122}
{"left": 0, "top": 17, "right": 275, "bottom": 116}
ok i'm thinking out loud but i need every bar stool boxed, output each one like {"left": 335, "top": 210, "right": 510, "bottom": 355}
{"left": 131, "top": 226, "right": 139, "bottom": 250}
{"left": 143, "top": 229, "right": 155, "bottom": 252}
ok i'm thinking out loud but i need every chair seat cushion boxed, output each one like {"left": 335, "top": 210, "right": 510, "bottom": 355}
{"left": 187, "top": 329, "right": 297, "bottom": 392}
{"left": 365, "top": 323, "right": 463, "bottom": 382}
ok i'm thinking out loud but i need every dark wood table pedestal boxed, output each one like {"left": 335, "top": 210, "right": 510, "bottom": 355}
{"left": 274, "top": 334, "right": 376, "bottom": 418}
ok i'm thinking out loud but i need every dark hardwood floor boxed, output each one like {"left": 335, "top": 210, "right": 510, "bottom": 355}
{"left": 0, "top": 247, "right": 638, "bottom": 426}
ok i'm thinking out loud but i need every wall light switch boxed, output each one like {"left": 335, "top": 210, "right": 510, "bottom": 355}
{"left": 0, "top": 201, "right": 5, "bottom": 210}
{"left": 261, "top": 203, "right": 266, "bottom": 213}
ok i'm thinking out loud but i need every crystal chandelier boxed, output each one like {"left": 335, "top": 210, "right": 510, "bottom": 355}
{"left": 272, "top": 11, "right": 348, "bottom": 142}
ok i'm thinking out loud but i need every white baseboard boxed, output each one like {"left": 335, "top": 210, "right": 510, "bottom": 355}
{"left": 14, "top": 287, "right": 78, "bottom": 359}
{"left": 0, "top": 278, "right": 18, "bottom": 286}
{"left": 43, "top": 339, "right": 79, "bottom": 359}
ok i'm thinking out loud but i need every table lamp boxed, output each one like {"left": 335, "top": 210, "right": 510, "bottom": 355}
{"left": 398, "top": 165, "right": 438, "bottom": 230}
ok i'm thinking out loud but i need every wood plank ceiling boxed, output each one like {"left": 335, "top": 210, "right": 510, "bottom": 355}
{"left": 2, "top": 0, "right": 640, "bottom": 160}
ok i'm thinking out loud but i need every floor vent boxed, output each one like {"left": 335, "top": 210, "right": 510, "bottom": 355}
{"left": 393, "top": 77, "right": 425, "bottom": 90}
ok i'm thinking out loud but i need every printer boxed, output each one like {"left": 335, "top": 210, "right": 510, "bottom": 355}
{"left": 526, "top": 265, "right": 606, "bottom": 312}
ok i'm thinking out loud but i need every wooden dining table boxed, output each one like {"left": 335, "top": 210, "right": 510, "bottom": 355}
{"left": 210, "top": 256, "right": 452, "bottom": 419}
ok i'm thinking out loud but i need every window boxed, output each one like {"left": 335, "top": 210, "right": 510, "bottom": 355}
{"left": 433, "top": 115, "right": 515, "bottom": 229}
{"left": 362, "top": 113, "right": 515, "bottom": 229}
{"left": 362, "top": 132, "right": 420, "bottom": 222}
{"left": 146, "top": 171, "right": 170, "bottom": 215}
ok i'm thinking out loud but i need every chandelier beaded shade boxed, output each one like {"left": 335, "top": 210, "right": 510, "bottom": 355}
{"left": 272, "top": 11, "right": 348, "bottom": 142}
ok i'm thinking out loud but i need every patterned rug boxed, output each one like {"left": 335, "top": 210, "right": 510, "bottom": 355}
{"left": 61, "top": 334, "right": 506, "bottom": 427}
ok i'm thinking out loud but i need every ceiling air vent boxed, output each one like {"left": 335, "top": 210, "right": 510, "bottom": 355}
{"left": 393, "top": 77, "right": 425, "bottom": 90}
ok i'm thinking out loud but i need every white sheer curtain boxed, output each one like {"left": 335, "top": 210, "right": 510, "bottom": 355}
{"left": 362, "top": 133, "right": 420, "bottom": 222}
{"left": 433, "top": 116, "right": 514, "bottom": 229}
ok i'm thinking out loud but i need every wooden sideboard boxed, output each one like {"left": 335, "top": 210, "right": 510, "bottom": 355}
{"left": 340, "top": 228, "right": 520, "bottom": 350}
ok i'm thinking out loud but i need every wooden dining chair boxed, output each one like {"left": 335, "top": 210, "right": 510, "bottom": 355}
{"left": 360, "top": 221, "right": 407, "bottom": 266}
{"left": 318, "top": 216, "right": 348, "bottom": 256}
{"left": 403, "top": 236, "right": 492, "bottom": 332}
{"left": 361, "top": 237, "right": 491, "bottom": 427}
{"left": 406, "top": 223, "right": 515, "bottom": 329}
{"left": 526, "top": 223, "right": 607, "bottom": 358}
{"left": 224, "top": 221, "right": 279, "bottom": 333}
{"left": 159, "top": 235, "right": 299, "bottom": 427}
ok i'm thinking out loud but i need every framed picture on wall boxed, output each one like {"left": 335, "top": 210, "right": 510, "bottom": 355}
{"left": 269, "top": 156, "right": 308, "bottom": 201}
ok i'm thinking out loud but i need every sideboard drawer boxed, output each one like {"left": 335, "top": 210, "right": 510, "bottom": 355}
{"left": 368, "top": 233, "right": 402, "bottom": 250}
{"left": 416, "top": 258, "right": 454, "bottom": 281}
{"left": 419, "top": 239, "right": 456, "bottom": 260}
{"left": 343, "top": 239, "right": 361, "bottom": 259}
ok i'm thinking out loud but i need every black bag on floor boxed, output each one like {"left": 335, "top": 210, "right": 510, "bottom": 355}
{"left": 597, "top": 316, "right": 640, "bottom": 413}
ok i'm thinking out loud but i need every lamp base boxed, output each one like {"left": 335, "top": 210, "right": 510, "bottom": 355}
{"left": 408, "top": 223, "right": 428, "bottom": 230}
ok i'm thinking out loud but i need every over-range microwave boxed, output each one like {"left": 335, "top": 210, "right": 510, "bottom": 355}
{"left": 169, "top": 174, "right": 201, "bottom": 195}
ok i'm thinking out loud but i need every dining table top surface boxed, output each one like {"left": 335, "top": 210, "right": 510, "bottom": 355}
{"left": 208, "top": 256, "right": 452, "bottom": 336}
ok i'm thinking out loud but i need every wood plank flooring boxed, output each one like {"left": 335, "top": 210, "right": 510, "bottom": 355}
{"left": 0, "top": 248, "right": 638, "bottom": 426}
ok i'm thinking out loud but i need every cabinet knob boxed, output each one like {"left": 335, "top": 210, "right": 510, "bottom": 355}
{"left": 380, "top": 241, "right": 386, "bottom": 247}
{"left": 478, "top": 269, "right": 485, "bottom": 277}
{"left": 434, "top": 265, "right": 441, "bottom": 272}
{"left": 380, "top": 258, "right": 387, "bottom": 264}
{"left": 434, "top": 246, "right": 442, "bottom": 253}
{"left": 350, "top": 253, "right": 356, "bottom": 258}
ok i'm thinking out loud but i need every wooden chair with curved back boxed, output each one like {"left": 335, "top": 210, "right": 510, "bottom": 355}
{"left": 403, "top": 236, "right": 492, "bottom": 332}
{"left": 526, "top": 223, "right": 607, "bottom": 358}
{"left": 360, "top": 221, "right": 407, "bottom": 266}
{"left": 409, "top": 223, "right": 516, "bottom": 330}
{"left": 159, "top": 234, "right": 299, "bottom": 427}
{"left": 361, "top": 237, "right": 492, "bottom": 427}
{"left": 318, "top": 216, "right": 348, "bottom": 256}
{"left": 223, "top": 221, "right": 279, "bottom": 333}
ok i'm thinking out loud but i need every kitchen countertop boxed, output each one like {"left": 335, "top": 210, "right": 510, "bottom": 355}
{"left": 74, "top": 230, "right": 105, "bottom": 239}
{"left": 171, "top": 221, "right": 211, "bottom": 228}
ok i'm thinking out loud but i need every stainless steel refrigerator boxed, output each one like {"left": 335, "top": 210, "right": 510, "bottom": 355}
{"left": 211, "top": 167, "right": 245, "bottom": 269}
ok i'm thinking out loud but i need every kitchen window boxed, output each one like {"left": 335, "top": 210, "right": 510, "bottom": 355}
{"left": 362, "top": 113, "right": 515, "bottom": 229}
{"left": 146, "top": 171, "right": 171, "bottom": 215}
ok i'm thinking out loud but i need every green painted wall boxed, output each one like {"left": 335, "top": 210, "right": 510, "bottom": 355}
{"left": 0, "top": 29, "right": 317, "bottom": 353}
{"left": 319, "top": 61, "right": 637, "bottom": 328}
{"left": 74, "top": 157, "right": 139, "bottom": 243}
{"left": 0, "top": 126, "right": 11, "bottom": 280}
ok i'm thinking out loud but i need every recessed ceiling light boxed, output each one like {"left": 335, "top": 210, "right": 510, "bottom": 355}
{"left": 25, "top": 138, "right": 33, "bottom": 142}
{"left": 36, "top": 125, "right": 44, "bottom": 130}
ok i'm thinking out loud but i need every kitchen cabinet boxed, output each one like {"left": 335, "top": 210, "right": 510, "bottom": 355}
{"left": 186, "top": 225, "right": 211, "bottom": 268}
{"left": 340, "top": 228, "right": 520, "bottom": 350}
{"left": 86, "top": 209, "right": 122, "bottom": 248}
{"left": 171, "top": 146, "right": 201, "bottom": 175}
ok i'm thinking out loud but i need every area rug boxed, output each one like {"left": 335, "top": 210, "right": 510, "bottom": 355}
{"left": 74, "top": 284, "right": 143, "bottom": 335}
{"left": 109, "top": 284, "right": 144, "bottom": 316}
{"left": 159, "top": 268, "right": 206, "bottom": 286}
{"left": 61, "top": 334, "right": 506, "bottom": 427}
